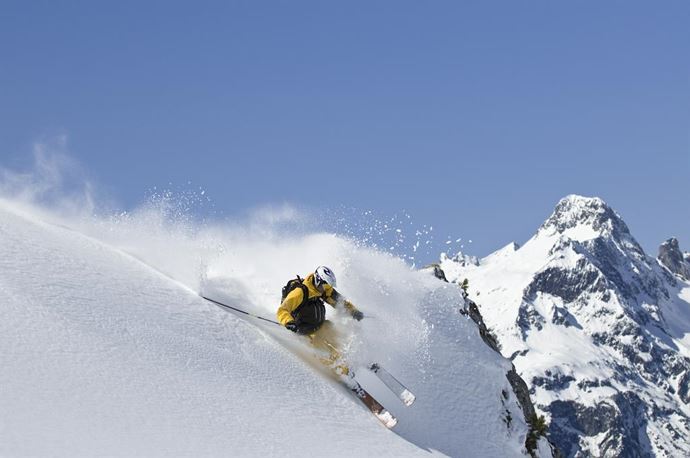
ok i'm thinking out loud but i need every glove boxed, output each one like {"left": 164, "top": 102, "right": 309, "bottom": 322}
{"left": 351, "top": 310, "right": 364, "bottom": 321}
{"left": 285, "top": 321, "right": 304, "bottom": 333}
{"left": 285, "top": 321, "right": 318, "bottom": 335}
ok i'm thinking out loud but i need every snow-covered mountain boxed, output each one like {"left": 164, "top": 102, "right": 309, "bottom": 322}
{"left": 439, "top": 195, "right": 690, "bottom": 457}
{"left": 0, "top": 197, "right": 555, "bottom": 457}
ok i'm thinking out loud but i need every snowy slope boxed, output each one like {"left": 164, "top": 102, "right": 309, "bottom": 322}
{"left": 440, "top": 195, "right": 690, "bottom": 457}
{"left": 0, "top": 198, "right": 533, "bottom": 457}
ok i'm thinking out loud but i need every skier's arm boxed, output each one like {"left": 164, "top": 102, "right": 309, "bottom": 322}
{"left": 326, "top": 289, "right": 363, "bottom": 320}
{"left": 277, "top": 288, "right": 304, "bottom": 326}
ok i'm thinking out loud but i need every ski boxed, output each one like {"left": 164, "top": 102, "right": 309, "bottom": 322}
{"left": 348, "top": 379, "right": 398, "bottom": 429}
{"left": 369, "top": 363, "right": 416, "bottom": 407}
{"left": 203, "top": 294, "right": 398, "bottom": 428}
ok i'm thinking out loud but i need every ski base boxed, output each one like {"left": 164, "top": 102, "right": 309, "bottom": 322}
{"left": 349, "top": 381, "right": 398, "bottom": 429}
{"left": 369, "top": 363, "right": 416, "bottom": 407}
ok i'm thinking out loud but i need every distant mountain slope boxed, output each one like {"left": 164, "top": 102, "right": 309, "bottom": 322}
{"left": 0, "top": 199, "right": 538, "bottom": 457}
{"left": 440, "top": 195, "right": 690, "bottom": 457}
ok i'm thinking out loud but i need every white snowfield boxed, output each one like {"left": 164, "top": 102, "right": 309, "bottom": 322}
{"left": 0, "top": 199, "right": 532, "bottom": 457}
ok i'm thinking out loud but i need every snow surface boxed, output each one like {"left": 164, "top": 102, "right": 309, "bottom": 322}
{"left": 0, "top": 197, "right": 530, "bottom": 457}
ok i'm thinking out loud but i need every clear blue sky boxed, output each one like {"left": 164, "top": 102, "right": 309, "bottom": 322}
{"left": 1, "top": 1, "right": 688, "bottom": 261}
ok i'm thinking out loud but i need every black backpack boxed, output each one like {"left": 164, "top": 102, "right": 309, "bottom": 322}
{"left": 281, "top": 275, "right": 310, "bottom": 308}
{"left": 281, "top": 275, "right": 327, "bottom": 329}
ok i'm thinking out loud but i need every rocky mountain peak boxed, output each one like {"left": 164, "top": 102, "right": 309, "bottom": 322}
{"left": 538, "top": 195, "right": 631, "bottom": 240}
{"left": 658, "top": 237, "right": 690, "bottom": 280}
{"left": 438, "top": 195, "right": 690, "bottom": 457}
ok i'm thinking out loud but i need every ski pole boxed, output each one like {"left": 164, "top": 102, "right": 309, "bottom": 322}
{"left": 201, "top": 295, "right": 281, "bottom": 325}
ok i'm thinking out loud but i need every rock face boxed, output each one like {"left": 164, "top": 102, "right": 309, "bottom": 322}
{"left": 658, "top": 237, "right": 690, "bottom": 281}
{"left": 439, "top": 195, "right": 690, "bottom": 457}
{"left": 424, "top": 263, "right": 449, "bottom": 282}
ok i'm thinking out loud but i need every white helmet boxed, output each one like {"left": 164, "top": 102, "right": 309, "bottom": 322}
{"left": 314, "top": 266, "right": 337, "bottom": 289}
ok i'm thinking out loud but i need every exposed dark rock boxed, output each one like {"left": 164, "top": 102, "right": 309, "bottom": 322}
{"left": 580, "top": 238, "right": 636, "bottom": 300}
{"left": 546, "top": 393, "right": 652, "bottom": 458}
{"left": 509, "top": 349, "right": 529, "bottom": 361}
{"left": 658, "top": 237, "right": 690, "bottom": 281}
{"left": 576, "top": 378, "right": 612, "bottom": 391}
{"left": 525, "top": 264, "right": 602, "bottom": 303}
{"left": 550, "top": 305, "right": 582, "bottom": 329}
{"left": 589, "top": 325, "right": 690, "bottom": 393}
{"left": 532, "top": 371, "right": 576, "bottom": 391}
{"left": 517, "top": 303, "right": 545, "bottom": 338}
{"left": 461, "top": 298, "right": 502, "bottom": 354}
{"left": 507, "top": 367, "right": 536, "bottom": 422}
{"left": 679, "top": 371, "right": 690, "bottom": 404}
{"left": 424, "top": 263, "right": 449, "bottom": 282}
{"left": 607, "top": 392, "right": 651, "bottom": 458}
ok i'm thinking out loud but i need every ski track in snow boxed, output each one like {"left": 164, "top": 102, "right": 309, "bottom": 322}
{"left": 0, "top": 199, "right": 528, "bottom": 457}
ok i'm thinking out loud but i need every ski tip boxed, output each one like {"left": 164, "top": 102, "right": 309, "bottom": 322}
{"left": 401, "top": 389, "right": 416, "bottom": 407}
{"left": 376, "top": 410, "right": 398, "bottom": 429}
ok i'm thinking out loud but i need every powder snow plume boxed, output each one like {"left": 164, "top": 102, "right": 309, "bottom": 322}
{"left": 0, "top": 145, "right": 546, "bottom": 456}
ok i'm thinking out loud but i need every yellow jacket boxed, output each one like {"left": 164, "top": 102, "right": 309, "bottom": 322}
{"left": 277, "top": 273, "right": 359, "bottom": 326}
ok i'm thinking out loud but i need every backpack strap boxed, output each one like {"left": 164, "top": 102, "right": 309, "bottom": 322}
{"left": 291, "top": 279, "right": 313, "bottom": 321}
{"left": 295, "top": 275, "right": 307, "bottom": 306}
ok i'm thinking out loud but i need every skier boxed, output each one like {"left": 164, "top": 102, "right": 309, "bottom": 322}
{"left": 204, "top": 267, "right": 409, "bottom": 427}
{"left": 277, "top": 266, "right": 363, "bottom": 374}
